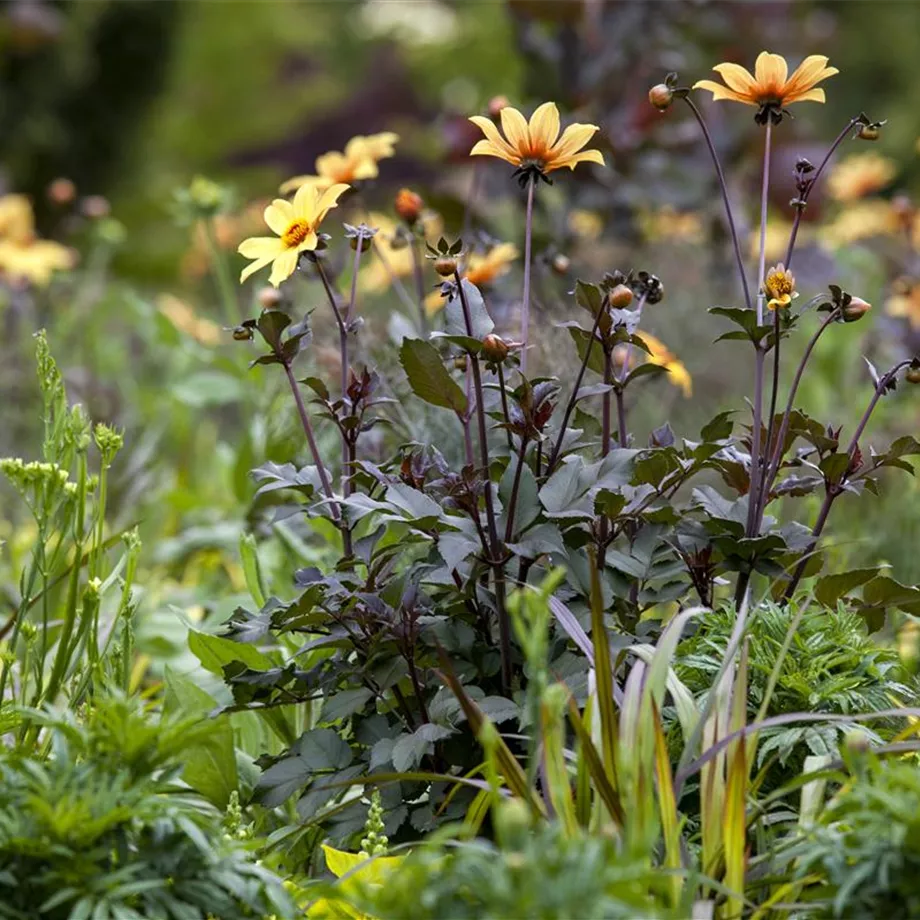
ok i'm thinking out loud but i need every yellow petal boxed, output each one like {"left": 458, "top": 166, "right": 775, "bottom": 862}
{"left": 754, "top": 51, "right": 788, "bottom": 89}
{"left": 785, "top": 55, "right": 838, "bottom": 95}
{"left": 279, "top": 174, "right": 325, "bottom": 195}
{"left": 693, "top": 79, "right": 754, "bottom": 104}
{"left": 268, "top": 248, "right": 300, "bottom": 287}
{"left": 292, "top": 184, "right": 320, "bottom": 222}
{"left": 786, "top": 87, "right": 826, "bottom": 105}
{"left": 316, "top": 151, "right": 350, "bottom": 180}
{"left": 549, "top": 122, "right": 599, "bottom": 161}
{"left": 296, "top": 232, "right": 319, "bottom": 253}
{"left": 238, "top": 236, "right": 285, "bottom": 259}
{"left": 315, "top": 183, "right": 350, "bottom": 221}
{"left": 469, "top": 138, "right": 518, "bottom": 164}
{"left": 500, "top": 106, "right": 530, "bottom": 154}
{"left": 264, "top": 200, "right": 293, "bottom": 235}
{"left": 528, "top": 102, "right": 560, "bottom": 148}
{"left": 240, "top": 253, "right": 275, "bottom": 284}
{"left": 712, "top": 62, "right": 757, "bottom": 96}
{"left": 555, "top": 148, "right": 605, "bottom": 171}
{"left": 469, "top": 115, "right": 517, "bottom": 159}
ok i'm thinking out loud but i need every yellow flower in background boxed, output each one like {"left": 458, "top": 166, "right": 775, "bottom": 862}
{"left": 747, "top": 217, "right": 799, "bottom": 263}
{"left": 157, "top": 294, "right": 223, "bottom": 346}
{"left": 639, "top": 206, "right": 704, "bottom": 244}
{"left": 238, "top": 183, "right": 349, "bottom": 287}
{"left": 280, "top": 132, "right": 399, "bottom": 194}
{"left": 694, "top": 52, "right": 838, "bottom": 119}
{"left": 763, "top": 262, "right": 796, "bottom": 310}
{"left": 567, "top": 209, "right": 604, "bottom": 240}
{"left": 0, "top": 193, "right": 74, "bottom": 287}
{"left": 630, "top": 331, "right": 692, "bottom": 397}
{"left": 361, "top": 211, "right": 442, "bottom": 294}
{"left": 827, "top": 153, "right": 897, "bottom": 202}
{"left": 886, "top": 278, "right": 920, "bottom": 330}
{"left": 424, "top": 241, "right": 518, "bottom": 315}
{"left": 469, "top": 102, "right": 604, "bottom": 173}
{"left": 820, "top": 199, "right": 896, "bottom": 248}
{"left": 306, "top": 845, "right": 405, "bottom": 919}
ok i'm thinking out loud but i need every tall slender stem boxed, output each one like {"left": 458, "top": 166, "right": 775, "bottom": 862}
{"left": 504, "top": 437, "right": 530, "bottom": 544}
{"left": 755, "top": 122, "right": 773, "bottom": 325}
{"left": 615, "top": 389, "right": 628, "bottom": 449}
{"left": 520, "top": 177, "right": 536, "bottom": 374}
{"left": 203, "top": 217, "right": 239, "bottom": 326}
{"left": 496, "top": 362, "right": 515, "bottom": 455}
{"left": 462, "top": 365, "right": 475, "bottom": 467}
{"left": 601, "top": 347, "right": 612, "bottom": 458}
{"left": 756, "top": 308, "right": 782, "bottom": 525}
{"left": 682, "top": 97, "right": 752, "bottom": 310}
{"left": 455, "top": 273, "right": 512, "bottom": 693}
{"left": 410, "top": 237, "right": 429, "bottom": 334}
{"left": 372, "top": 242, "right": 418, "bottom": 318}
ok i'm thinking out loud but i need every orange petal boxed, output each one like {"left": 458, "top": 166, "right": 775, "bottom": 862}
{"left": 499, "top": 106, "right": 530, "bottom": 154}
{"left": 470, "top": 138, "right": 519, "bottom": 164}
{"left": 754, "top": 51, "right": 788, "bottom": 89}
{"left": 549, "top": 122, "right": 599, "bottom": 161}
{"left": 693, "top": 79, "right": 754, "bottom": 104}
{"left": 786, "top": 87, "right": 826, "bottom": 105}
{"left": 528, "top": 102, "right": 561, "bottom": 149}
{"left": 554, "top": 148, "right": 605, "bottom": 171}
{"left": 712, "top": 62, "right": 757, "bottom": 96}
{"left": 469, "top": 115, "right": 517, "bottom": 159}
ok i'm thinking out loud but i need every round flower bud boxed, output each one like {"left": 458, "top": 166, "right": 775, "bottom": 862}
{"left": 258, "top": 286, "right": 283, "bottom": 309}
{"left": 395, "top": 188, "right": 423, "bottom": 225}
{"left": 906, "top": 367, "right": 920, "bottom": 385}
{"left": 80, "top": 195, "right": 110, "bottom": 219}
{"left": 453, "top": 355, "right": 468, "bottom": 372}
{"left": 608, "top": 283, "right": 634, "bottom": 309}
{"left": 434, "top": 255, "right": 457, "bottom": 277}
{"left": 551, "top": 253, "right": 570, "bottom": 275}
{"left": 842, "top": 296, "right": 871, "bottom": 323}
{"left": 482, "top": 334, "right": 510, "bottom": 363}
{"left": 47, "top": 177, "right": 76, "bottom": 205}
{"left": 648, "top": 83, "right": 673, "bottom": 112}
{"left": 350, "top": 234, "right": 372, "bottom": 253}
{"left": 857, "top": 124, "right": 881, "bottom": 142}
{"left": 232, "top": 325, "right": 253, "bottom": 341}
{"left": 487, "top": 95, "right": 510, "bottom": 120}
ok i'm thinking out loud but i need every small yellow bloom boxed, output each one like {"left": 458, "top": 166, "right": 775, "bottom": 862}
{"left": 424, "top": 241, "right": 518, "bottom": 315}
{"left": 361, "top": 211, "right": 443, "bottom": 294}
{"left": 694, "top": 52, "right": 838, "bottom": 120}
{"left": 0, "top": 193, "right": 74, "bottom": 287}
{"left": 619, "top": 332, "right": 692, "bottom": 397}
{"left": 638, "top": 206, "right": 703, "bottom": 244}
{"left": 827, "top": 153, "right": 896, "bottom": 202}
{"left": 820, "top": 200, "right": 896, "bottom": 248}
{"left": 567, "top": 209, "right": 604, "bottom": 240}
{"left": 238, "top": 183, "right": 349, "bottom": 287}
{"left": 469, "top": 101, "right": 604, "bottom": 174}
{"left": 0, "top": 194, "right": 36, "bottom": 242}
{"left": 763, "top": 262, "right": 796, "bottom": 310}
{"left": 157, "top": 294, "right": 223, "bottom": 345}
{"left": 886, "top": 278, "right": 920, "bottom": 330}
{"left": 280, "top": 133, "right": 398, "bottom": 195}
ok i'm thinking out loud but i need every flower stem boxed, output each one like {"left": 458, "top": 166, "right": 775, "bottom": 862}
{"left": 314, "top": 259, "right": 349, "bottom": 399}
{"left": 410, "top": 237, "right": 429, "bottom": 334}
{"left": 504, "top": 437, "right": 530, "bottom": 544}
{"left": 755, "top": 308, "right": 782, "bottom": 526}
{"left": 520, "top": 176, "right": 536, "bottom": 374}
{"left": 682, "top": 97, "right": 753, "bottom": 310}
{"left": 496, "top": 362, "right": 515, "bottom": 455}
{"left": 203, "top": 217, "right": 239, "bottom": 326}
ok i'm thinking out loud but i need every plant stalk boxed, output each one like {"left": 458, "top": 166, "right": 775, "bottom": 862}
{"left": 520, "top": 177, "right": 536, "bottom": 374}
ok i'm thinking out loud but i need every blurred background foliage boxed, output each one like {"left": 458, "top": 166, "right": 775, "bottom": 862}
{"left": 3, "top": 0, "right": 920, "bottom": 637}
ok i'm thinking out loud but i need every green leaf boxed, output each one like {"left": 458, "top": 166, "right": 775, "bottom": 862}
{"left": 445, "top": 280, "right": 494, "bottom": 339}
{"left": 815, "top": 568, "right": 879, "bottom": 608}
{"left": 566, "top": 326, "right": 606, "bottom": 376}
{"left": 399, "top": 338, "right": 468, "bottom": 414}
{"left": 575, "top": 280, "right": 604, "bottom": 317}
{"left": 321, "top": 688, "right": 374, "bottom": 723}
{"left": 172, "top": 371, "right": 244, "bottom": 408}
{"left": 188, "top": 630, "right": 274, "bottom": 675}
{"left": 700, "top": 411, "right": 735, "bottom": 442}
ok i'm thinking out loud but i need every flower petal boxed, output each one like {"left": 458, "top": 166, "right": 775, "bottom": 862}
{"left": 296, "top": 232, "right": 319, "bottom": 253}
{"left": 263, "top": 200, "right": 293, "bottom": 235}
{"left": 470, "top": 138, "right": 519, "bottom": 164}
{"left": 787, "top": 88, "right": 826, "bottom": 105}
{"left": 784, "top": 55, "right": 838, "bottom": 96}
{"left": 549, "top": 122, "right": 599, "bottom": 161}
{"left": 238, "top": 236, "right": 285, "bottom": 259}
{"left": 528, "top": 102, "right": 560, "bottom": 149}
{"left": 469, "top": 116, "right": 517, "bottom": 158}
{"left": 316, "top": 183, "right": 350, "bottom": 219}
{"left": 693, "top": 79, "right": 754, "bottom": 104}
{"left": 554, "top": 148, "right": 605, "bottom": 171}
{"left": 240, "top": 253, "right": 276, "bottom": 283}
{"left": 500, "top": 106, "right": 530, "bottom": 155}
{"left": 712, "top": 62, "right": 757, "bottom": 96}
{"left": 754, "top": 51, "right": 788, "bottom": 90}
{"left": 292, "top": 184, "right": 320, "bottom": 221}
{"left": 268, "top": 248, "right": 300, "bottom": 287}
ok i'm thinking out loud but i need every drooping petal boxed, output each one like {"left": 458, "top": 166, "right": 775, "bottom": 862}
{"left": 238, "top": 236, "right": 285, "bottom": 259}
{"left": 499, "top": 106, "right": 530, "bottom": 155}
{"left": 468, "top": 116, "right": 517, "bottom": 159}
{"left": 555, "top": 148, "right": 606, "bottom": 171}
{"left": 240, "top": 252, "right": 277, "bottom": 283}
{"left": 268, "top": 248, "right": 301, "bottom": 287}
{"left": 787, "top": 87, "right": 826, "bottom": 105}
{"left": 548, "top": 122, "right": 599, "bottom": 161}
{"left": 316, "top": 151, "right": 350, "bottom": 181}
{"left": 263, "top": 200, "right": 294, "bottom": 235}
{"left": 528, "top": 102, "right": 561, "bottom": 151}
{"left": 315, "top": 183, "right": 351, "bottom": 222}
{"left": 712, "top": 62, "right": 758, "bottom": 97}
{"left": 754, "top": 52, "right": 788, "bottom": 91}
{"left": 693, "top": 79, "right": 754, "bottom": 104}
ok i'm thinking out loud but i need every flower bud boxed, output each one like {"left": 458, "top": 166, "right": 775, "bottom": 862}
{"left": 350, "top": 235, "right": 372, "bottom": 252}
{"left": 648, "top": 83, "right": 673, "bottom": 112}
{"left": 487, "top": 95, "right": 510, "bottom": 120}
{"left": 232, "top": 325, "right": 253, "bottom": 341}
{"left": 258, "top": 286, "right": 283, "bottom": 309}
{"left": 434, "top": 255, "right": 457, "bottom": 277}
{"left": 395, "top": 188, "right": 423, "bottom": 225}
{"left": 551, "top": 253, "right": 570, "bottom": 275}
{"left": 482, "top": 334, "right": 510, "bottom": 363}
{"left": 906, "top": 367, "right": 920, "bottom": 385}
{"left": 608, "top": 283, "right": 633, "bottom": 309}
{"left": 47, "top": 177, "right": 76, "bottom": 205}
{"left": 453, "top": 355, "right": 468, "bottom": 372}
{"left": 842, "top": 296, "right": 871, "bottom": 323}
{"left": 857, "top": 124, "right": 881, "bottom": 142}
{"left": 81, "top": 195, "right": 110, "bottom": 219}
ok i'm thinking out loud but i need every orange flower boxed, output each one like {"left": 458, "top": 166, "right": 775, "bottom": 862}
{"left": 469, "top": 102, "right": 604, "bottom": 175}
{"left": 694, "top": 52, "right": 838, "bottom": 122}
{"left": 827, "top": 153, "right": 896, "bottom": 202}
{"left": 280, "top": 133, "right": 398, "bottom": 195}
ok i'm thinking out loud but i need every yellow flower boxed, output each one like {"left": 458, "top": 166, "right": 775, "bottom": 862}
{"left": 886, "top": 278, "right": 920, "bottom": 330}
{"left": 424, "top": 241, "right": 518, "bottom": 315}
{"left": 827, "top": 153, "right": 897, "bottom": 202}
{"left": 694, "top": 52, "right": 838, "bottom": 120}
{"left": 306, "top": 845, "right": 405, "bottom": 920}
{"left": 567, "top": 209, "right": 604, "bottom": 240}
{"left": 238, "top": 183, "right": 349, "bottom": 287}
{"left": 638, "top": 206, "right": 703, "bottom": 244}
{"left": 280, "top": 133, "right": 399, "bottom": 194}
{"left": 619, "top": 332, "right": 692, "bottom": 397}
{"left": 361, "top": 211, "right": 443, "bottom": 294}
{"left": 0, "top": 194, "right": 36, "bottom": 242}
{"left": 763, "top": 262, "right": 796, "bottom": 310}
{"left": 820, "top": 200, "right": 896, "bottom": 248}
{"left": 157, "top": 294, "right": 223, "bottom": 345}
{"left": 469, "top": 101, "right": 604, "bottom": 174}
{"left": 0, "top": 193, "right": 74, "bottom": 287}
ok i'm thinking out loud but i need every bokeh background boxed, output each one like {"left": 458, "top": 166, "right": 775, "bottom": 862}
{"left": 3, "top": 0, "right": 920, "bottom": 652}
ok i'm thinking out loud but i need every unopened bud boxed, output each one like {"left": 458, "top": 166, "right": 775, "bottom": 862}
{"left": 453, "top": 355, "right": 468, "bottom": 372}
{"left": 81, "top": 195, "right": 110, "bottom": 219}
{"left": 258, "top": 287, "right": 283, "bottom": 310}
{"left": 47, "top": 177, "right": 76, "bottom": 205}
{"left": 842, "top": 296, "right": 871, "bottom": 323}
{"left": 482, "top": 334, "right": 510, "bottom": 363}
{"left": 395, "top": 188, "right": 423, "bottom": 225}
{"left": 232, "top": 325, "right": 253, "bottom": 341}
{"left": 487, "top": 95, "right": 510, "bottom": 120}
{"left": 608, "top": 283, "right": 634, "bottom": 309}
{"left": 350, "top": 234, "right": 372, "bottom": 252}
{"left": 906, "top": 367, "right": 920, "bottom": 385}
{"left": 551, "top": 253, "right": 570, "bottom": 275}
{"left": 648, "top": 83, "right": 673, "bottom": 112}
{"left": 434, "top": 256, "right": 457, "bottom": 277}
{"left": 857, "top": 124, "right": 881, "bottom": 142}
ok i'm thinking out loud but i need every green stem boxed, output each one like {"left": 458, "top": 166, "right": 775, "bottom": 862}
{"left": 203, "top": 217, "right": 239, "bottom": 326}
